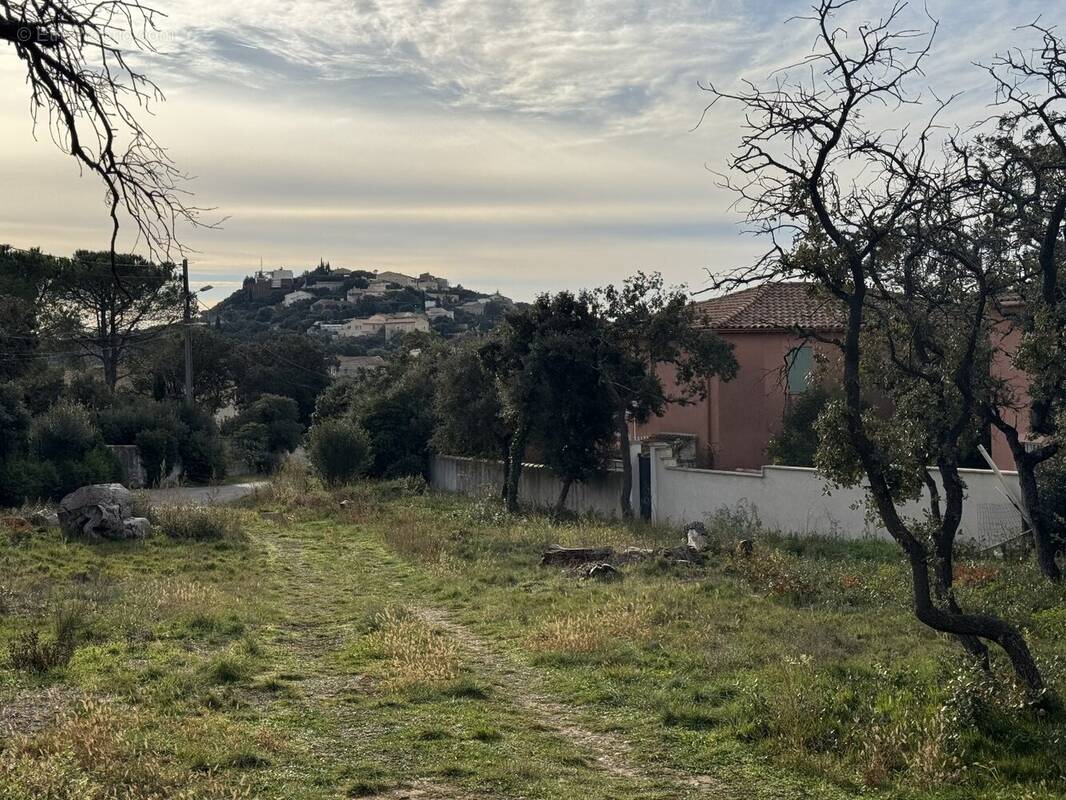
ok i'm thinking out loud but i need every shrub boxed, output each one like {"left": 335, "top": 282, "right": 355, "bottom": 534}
{"left": 0, "top": 458, "right": 59, "bottom": 506}
{"left": 768, "top": 385, "right": 836, "bottom": 467}
{"left": 97, "top": 399, "right": 180, "bottom": 446}
{"left": 224, "top": 395, "right": 303, "bottom": 474}
{"left": 135, "top": 428, "right": 180, "bottom": 486}
{"left": 181, "top": 429, "right": 228, "bottom": 484}
{"left": 309, "top": 420, "right": 372, "bottom": 485}
{"left": 30, "top": 402, "right": 98, "bottom": 462}
{"left": 7, "top": 628, "right": 74, "bottom": 673}
{"left": 7, "top": 601, "right": 87, "bottom": 673}
{"left": 149, "top": 505, "right": 244, "bottom": 541}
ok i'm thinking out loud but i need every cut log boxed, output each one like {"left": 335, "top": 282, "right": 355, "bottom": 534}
{"left": 540, "top": 545, "right": 615, "bottom": 566}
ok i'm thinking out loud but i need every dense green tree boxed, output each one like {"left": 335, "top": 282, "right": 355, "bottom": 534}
{"left": 309, "top": 420, "right": 372, "bottom": 485}
{"left": 225, "top": 394, "right": 303, "bottom": 474}
{"left": 235, "top": 334, "right": 333, "bottom": 424}
{"left": 0, "top": 384, "right": 31, "bottom": 463}
{"left": 432, "top": 338, "right": 512, "bottom": 494}
{"left": 490, "top": 293, "right": 617, "bottom": 513}
{"left": 593, "top": 273, "right": 737, "bottom": 517}
{"left": 130, "top": 326, "right": 235, "bottom": 413}
{"left": 0, "top": 246, "right": 59, "bottom": 383}
{"left": 46, "top": 251, "right": 183, "bottom": 390}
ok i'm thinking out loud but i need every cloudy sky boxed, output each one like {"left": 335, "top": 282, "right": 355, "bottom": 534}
{"left": 0, "top": 0, "right": 1059, "bottom": 306}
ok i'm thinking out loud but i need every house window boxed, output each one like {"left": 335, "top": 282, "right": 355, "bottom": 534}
{"left": 787, "top": 346, "right": 813, "bottom": 394}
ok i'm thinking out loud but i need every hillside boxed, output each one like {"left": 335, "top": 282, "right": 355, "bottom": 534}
{"left": 211, "top": 262, "right": 518, "bottom": 354}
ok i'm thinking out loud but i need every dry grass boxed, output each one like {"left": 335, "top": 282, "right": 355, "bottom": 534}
{"left": 529, "top": 599, "right": 653, "bottom": 655}
{"left": 362, "top": 608, "right": 460, "bottom": 690}
{"left": 149, "top": 505, "right": 246, "bottom": 542}
{"left": 0, "top": 698, "right": 255, "bottom": 800}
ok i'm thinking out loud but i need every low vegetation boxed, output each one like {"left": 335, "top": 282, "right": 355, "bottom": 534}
{"left": 1, "top": 475, "right": 1062, "bottom": 799}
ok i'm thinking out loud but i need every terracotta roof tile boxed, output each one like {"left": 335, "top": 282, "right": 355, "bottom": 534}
{"left": 695, "top": 282, "right": 844, "bottom": 331}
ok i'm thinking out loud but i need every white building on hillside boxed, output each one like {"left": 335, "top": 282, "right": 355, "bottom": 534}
{"left": 340, "top": 312, "right": 430, "bottom": 340}
{"left": 268, "top": 269, "right": 294, "bottom": 288}
{"left": 282, "top": 290, "right": 314, "bottom": 307}
{"left": 374, "top": 270, "right": 417, "bottom": 288}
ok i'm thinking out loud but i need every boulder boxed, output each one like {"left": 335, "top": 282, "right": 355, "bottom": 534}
{"left": 122, "top": 517, "right": 152, "bottom": 539}
{"left": 684, "top": 521, "right": 709, "bottom": 552}
{"left": 57, "top": 484, "right": 136, "bottom": 540}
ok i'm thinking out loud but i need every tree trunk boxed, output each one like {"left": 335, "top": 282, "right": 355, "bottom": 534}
{"left": 932, "top": 464, "right": 991, "bottom": 669}
{"left": 1016, "top": 452, "right": 1062, "bottom": 583}
{"left": 907, "top": 547, "right": 1044, "bottom": 696}
{"left": 617, "top": 406, "right": 634, "bottom": 519}
{"left": 840, "top": 286, "right": 1045, "bottom": 697}
{"left": 505, "top": 421, "right": 529, "bottom": 514}
{"left": 500, "top": 445, "right": 511, "bottom": 501}
{"left": 997, "top": 424, "right": 1062, "bottom": 582}
{"left": 554, "top": 478, "right": 573, "bottom": 520}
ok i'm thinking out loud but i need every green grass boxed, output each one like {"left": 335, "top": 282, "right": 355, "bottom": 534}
{"left": 0, "top": 480, "right": 1064, "bottom": 799}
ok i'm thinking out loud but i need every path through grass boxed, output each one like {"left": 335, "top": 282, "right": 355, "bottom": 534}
{"left": 1, "top": 483, "right": 1064, "bottom": 799}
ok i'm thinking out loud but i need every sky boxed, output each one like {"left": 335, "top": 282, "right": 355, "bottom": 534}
{"left": 0, "top": 0, "right": 1060, "bottom": 307}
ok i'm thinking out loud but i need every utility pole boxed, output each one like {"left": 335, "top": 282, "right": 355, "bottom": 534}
{"left": 182, "top": 257, "right": 194, "bottom": 404}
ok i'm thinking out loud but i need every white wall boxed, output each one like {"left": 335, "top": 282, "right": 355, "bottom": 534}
{"left": 652, "top": 444, "right": 1025, "bottom": 545}
{"left": 429, "top": 452, "right": 1025, "bottom": 546}
{"left": 430, "top": 456, "right": 623, "bottom": 516}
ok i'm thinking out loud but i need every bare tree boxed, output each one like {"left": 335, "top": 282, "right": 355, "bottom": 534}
{"left": 707, "top": 0, "right": 1048, "bottom": 697}
{"left": 0, "top": 1, "right": 204, "bottom": 262}
{"left": 978, "top": 24, "right": 1066, "bottom": 582}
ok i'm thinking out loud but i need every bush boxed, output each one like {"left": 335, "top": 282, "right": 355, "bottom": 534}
{"left": 224, "top": 395, "right": 303, "bottom": 474}
{"left": 181, "top": 430, "right": 228, "bottom": 484}
{"left": 358, "top": 392, "right": 434, "bottom": 479}
{"left": 30, "top": 402, "right": 98, "bottom": 462}
{"left": 7, "top": 601, "right": 87, "bottom": 673}
{"left": 136, "top": 428, "right": 180, "bottom": 486}
{"left": 149, "top": 505, "right": 244, "bottom": 541}
{"left": 768, "top": 385, "right": 836, "bottom": 467}
{"left": 308, "top": 420, "right": 372, "bottom": 485}
{"left": 0, "top": 458, "right": 59, "bottom": 506}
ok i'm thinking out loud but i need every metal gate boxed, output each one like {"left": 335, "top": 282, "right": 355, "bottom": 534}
{"left": 638, "top": 453, "right": 652, "bottom": 521}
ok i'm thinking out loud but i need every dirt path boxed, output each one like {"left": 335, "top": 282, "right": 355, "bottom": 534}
{"left": 412, "top": 605, "right": 721, "bottom": 792}
{"left": 146, "top": 480, "right": 268, "bottom": 507}
{"left": 255, "top": 519, "right": 721, "bottom": 798}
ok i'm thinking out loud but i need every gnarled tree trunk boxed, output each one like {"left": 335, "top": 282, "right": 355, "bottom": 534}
{"left": 504, "top": 420, "right": 529, "bottom": 513}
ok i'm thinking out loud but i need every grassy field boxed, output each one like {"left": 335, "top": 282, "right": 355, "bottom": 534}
{"left": 1, "top": 473, "right": 1065, "bottom": 799}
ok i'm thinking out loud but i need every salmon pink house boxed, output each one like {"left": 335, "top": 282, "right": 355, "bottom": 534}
{"left": 634, "top": 282, "right": 1024, "bottom": 473}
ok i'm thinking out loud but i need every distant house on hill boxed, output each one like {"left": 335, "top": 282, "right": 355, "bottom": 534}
{"left": 311, "top": 298, "right": 343, "bottom": 310}
{"left": 426, "top": 307, "right": 455, "bottom": 321}
{"left": 282, "top": 290, "right": 314, "bottom": 307}
{"left": 415, "top": 272, "right": 449, "bottom": 291}
{"left": 333, "top": 355, "right": 387, "bottom": 379}
{"left": 340, "top": 312, "right": 430, "bottom": 340}
{"left": 267, "top": 269, "right": 294, "bottom": 288}
{"left": 374, "top": 270, "right": 417, "bottom": 288}
{"left": 366, "top": 281, "right": 393, "bottom": 296}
